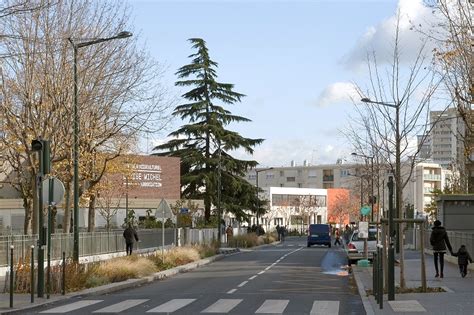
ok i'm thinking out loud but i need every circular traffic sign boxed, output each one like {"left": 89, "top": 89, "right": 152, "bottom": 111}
{"left": 42, "top": 177, "right": 65, "bottom": 205}
{"left": 360, "top": 205, "right": 371, "bottom": 216}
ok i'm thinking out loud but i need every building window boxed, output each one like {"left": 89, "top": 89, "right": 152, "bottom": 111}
{"left": 266, "top": 173, "right": 274, "bottom": 179}
{"left": 287, "top": 177, "right": 295, "bottom": 182}
{"left": 248, "top": 174, "right": 256, "bottom": 180}
{"left": 280, "top": 171, "right": 284, "bottom": 177}
{"left": 308, "top": 170, "right": 317, "bottom": 178}
{"left": 340, "top": 169, "right": 349, "bottom": 177}
{"left": 298, "top": 183, "right": 302, "bottom": 188}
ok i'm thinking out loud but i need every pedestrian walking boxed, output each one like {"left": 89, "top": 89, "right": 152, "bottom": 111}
{"left": 334, "top": 228, "right": 341, "bottom": 246}
{"left": 452, "top": 244, "right": 473, "bottom": 278}
{"left": 123, "top": 224, "right": 139, "bottom": 255}
{"left": 225, "top": 224, "right": 234, "bottom": 243}
{"left": 430, "top": 219, "right": 452, "bottom": 278}
{"left": 276, "top": 225, "right": 281, "bottom": 241}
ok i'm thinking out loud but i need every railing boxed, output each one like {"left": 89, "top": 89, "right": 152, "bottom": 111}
{"left": 423, "top": 174, "right": 441, "bottom": 181}
{"left": 0, "top": 227, "right": 246, "bottom": 267}
{"left": 404, "top": 228, "right": 474, "bottom": 256}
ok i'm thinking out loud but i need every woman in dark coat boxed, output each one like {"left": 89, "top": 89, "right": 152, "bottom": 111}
{"left": 430, "top": 220, "right": 452, "bottom": 278}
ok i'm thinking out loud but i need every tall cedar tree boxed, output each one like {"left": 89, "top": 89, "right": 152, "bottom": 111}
{"left": 153, "top": 38, "right": 264, "bottom": 222}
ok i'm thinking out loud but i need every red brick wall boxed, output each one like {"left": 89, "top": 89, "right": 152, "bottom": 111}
{"left": 110, "top": 155, "right": 181, "bottom": 200}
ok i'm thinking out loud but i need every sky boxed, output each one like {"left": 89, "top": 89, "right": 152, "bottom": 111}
{"left": 126, "top": 0, "right": 438, "bottom": 167}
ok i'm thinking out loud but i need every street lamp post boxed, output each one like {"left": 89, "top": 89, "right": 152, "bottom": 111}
{"left": 68, "top": 31, "right": 132, "bottom": 262}
{"left": 255, "top": 167, "right": 273, "bottom": 227}
{"left": 361, "top": 97, "right": 400, "bottom": 300}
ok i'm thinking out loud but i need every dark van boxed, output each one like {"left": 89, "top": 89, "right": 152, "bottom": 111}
{"left": 307, "top": 224, "right": 331, "bottom": 247}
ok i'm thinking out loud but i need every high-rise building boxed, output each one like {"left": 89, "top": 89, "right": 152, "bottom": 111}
{"left": 429, "top": 108, "right": 466, "bottom": 169}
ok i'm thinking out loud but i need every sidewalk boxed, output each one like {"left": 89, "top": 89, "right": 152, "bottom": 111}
{"left": 0, "top": 247, "right": 240, "bottom": 314}
{"left": 353, "top": 250, "right": 474, "bottom": 315}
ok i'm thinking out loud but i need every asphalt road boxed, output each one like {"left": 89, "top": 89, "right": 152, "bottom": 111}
{"left": 28, "top": 237, "right": 365, "bottom": 314}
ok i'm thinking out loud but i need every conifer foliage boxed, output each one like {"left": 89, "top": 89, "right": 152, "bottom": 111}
{"left": 154, "top": 38, "right": 264, "bottom": 222}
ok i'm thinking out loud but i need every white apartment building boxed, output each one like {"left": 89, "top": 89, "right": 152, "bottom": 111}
{"left": 259, "top": 187, "right": 328, "bottom": 233}
{"left": 403, "top": 162, "right": 452, "bottom": 218}
{"left": 429, "top": 108, "right": 466, "bottom": 169}
{"left": 248, "top": 161, "right": 358, "bottom": 190}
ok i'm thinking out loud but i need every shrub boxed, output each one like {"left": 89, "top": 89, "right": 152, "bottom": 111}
{"left": 97, "top": 255, "right": 157, "bottom": 283}
{"left": 228, "top": 233, "right": 259, "bottom": 248}
{"left": 196, "top": 243, "right": 219, "bottom": 258}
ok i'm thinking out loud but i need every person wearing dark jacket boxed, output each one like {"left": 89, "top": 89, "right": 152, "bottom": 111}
{"left": 430, "top": 220, "right": 452, "bottom": 278}
{"left": 452, "top": 245, "right": 473, "bottom": 278}
{"left": 123, "top": 225, "right": 139, "bottom": 255}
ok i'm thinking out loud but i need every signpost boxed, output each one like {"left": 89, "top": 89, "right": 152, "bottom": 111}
{"left": 360, "top": 205, "right": 371, "bottom": 260}
{"left": 42, "top": 177, "right": 65, "bottom": 299}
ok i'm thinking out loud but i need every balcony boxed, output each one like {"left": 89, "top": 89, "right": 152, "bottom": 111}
{"left": 423, "top": 174, "right": 441, "bottom": 181}
{"left": 323, "top": 175, "right": 334, "bottom": 182}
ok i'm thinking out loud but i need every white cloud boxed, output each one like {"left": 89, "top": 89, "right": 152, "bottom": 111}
{"left": 230, "top": 138, "right": 351, "bottom": 168}
{"left": 342, "top": 0, "right": 438, "bottom": 71}
{"left": 315, "top": 82, "right": 359, "bottom": 107}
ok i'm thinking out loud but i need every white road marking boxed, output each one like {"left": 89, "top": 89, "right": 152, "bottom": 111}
{"left": 388, "top": 300, "right": 426, "bottom": 312}
{"left": 255, "top": 299, "right": 289, "bottom": 314}
{"left": 249, "top": 275, "right": 257, "bottom": 280}
{"left": 227, "top": 289, "right": 237, "bottom": 294}
{"left": 265, "top": 266, "right": 271, "bottom": 270}
{"left": 40, "top": 300, "right": 103, "bottom": 313}
{"left": 147, "top": 299, "right": 196, "bottom": 313}
{"left": 201, "top": 299, "right": 242, "bottom": 313}
{"left": 93, "top": 299, "right": 148, "bottom": 313}
{"left": 258, "top": 271, "right": 265, "bottom": 274}
{"left": 238, "top": 281, "right": 248, "bottom": 287}
{"left": 310, "top": 301, "right": 340, "bottom": 315}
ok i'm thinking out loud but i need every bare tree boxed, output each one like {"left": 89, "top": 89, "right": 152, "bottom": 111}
{"left": 421, "top": 0, "right": 473, "bottom": 191}
{"left": 0, "top": 0, "right": 171, "bottom": 234}
{"left": 344, "top": 14, "right": 445, "bottom": 289}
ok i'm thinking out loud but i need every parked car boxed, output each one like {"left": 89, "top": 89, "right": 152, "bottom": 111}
{"left": 307, "top": 224, "right": 331, "bottom": 247}
{"left": 345, "top": 228, "right": 377, "bottom": 265}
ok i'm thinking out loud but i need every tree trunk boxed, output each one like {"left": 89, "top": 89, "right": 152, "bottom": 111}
{"left": 51, "top": 205, "right": 57, "bottom": 234}
{"left": 63, "top": 181, "right": 71, "bottom": 233}
{"left": 88, "top": 194, "right": 96, "bottom": 232}
{"left": 23, "top": 197, "right": 32, "bottom": 234}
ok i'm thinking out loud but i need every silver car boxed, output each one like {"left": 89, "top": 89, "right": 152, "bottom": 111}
{"left": 345, "top": 228, "right": 377, "bottom": 265}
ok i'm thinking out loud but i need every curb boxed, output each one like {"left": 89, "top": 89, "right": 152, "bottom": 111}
{"left": 352, "top": 267, "right": 375, "bottom": 315}
{"left": 1, "top": 249, "right": 239, "bottom": 315}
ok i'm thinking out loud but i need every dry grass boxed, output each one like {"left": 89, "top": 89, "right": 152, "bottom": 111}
{"left": 97, "top": 255, "right": 157, "bottom": 283}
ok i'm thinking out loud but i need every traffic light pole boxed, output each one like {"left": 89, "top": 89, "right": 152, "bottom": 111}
{"left": 387, "top": 176, "right": 395, "bottom": 300}
{"left": 37, "top": 159, "right": 44, "bottom": 298}
{"left": 32, "top": 139, "right": 50, "bottom": 298}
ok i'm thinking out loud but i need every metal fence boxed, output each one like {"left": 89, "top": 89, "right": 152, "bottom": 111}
{"left": 404, "top": 228, "right": 474, "bottom": 256}
{"left": 1, "top": 227, "right": 249, "bottom": 267}
{"left": 0, "top": 228, "right": 177, "bottom": 267}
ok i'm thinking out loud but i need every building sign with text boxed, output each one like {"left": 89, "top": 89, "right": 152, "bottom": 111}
{"left": 120, "top": 155, "right": 180, "bottom": 200}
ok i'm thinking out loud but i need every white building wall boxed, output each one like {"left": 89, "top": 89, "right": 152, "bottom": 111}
{"left": 261, "top": 187, "right": 328, "bottom": 233}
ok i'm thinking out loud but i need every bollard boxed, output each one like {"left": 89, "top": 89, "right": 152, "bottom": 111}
{"left": 10, "top": 245, "right": 14, "bottom": 308}
{"left": 378, "top": 246, "right": 383, "bottom": 309}
{"left": 31, "top": 245, "right": 35, "bottom": 303}
{"left": 373, "top": 251, "right": 377, "bottom": 303}
{"left": 62, "top": 252, "right": 66, "bottom": 295}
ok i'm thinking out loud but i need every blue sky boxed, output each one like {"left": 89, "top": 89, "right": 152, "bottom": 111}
{"left": 127, "top": 0, "right": 435, "bottom": 167}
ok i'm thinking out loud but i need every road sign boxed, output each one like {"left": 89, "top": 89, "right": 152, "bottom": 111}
{"left": 360, "top": 205, "right": 371, "bottom": 216}
{"left": 180, "top": 207, "right": 189, "bottom": 214}
{"left": 359, "top": 221, "right": 369, "bottom": 238}
{"left": 42, "top": 177, "right": 65, "bottom": 205}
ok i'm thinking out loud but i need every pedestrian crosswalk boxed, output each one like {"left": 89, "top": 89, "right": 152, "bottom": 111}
{"left": 40, "top": 298, "right": 342, "bottom": 314}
